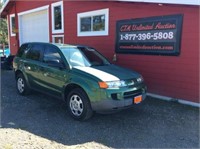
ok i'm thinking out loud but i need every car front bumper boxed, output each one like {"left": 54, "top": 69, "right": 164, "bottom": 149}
{"left": 91, "top": 84, "right": 147, "bottom": 112}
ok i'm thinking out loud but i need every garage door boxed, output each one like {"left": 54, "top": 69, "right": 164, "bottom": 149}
{"left": 19, "top": 9, "right": 49, "bottom": 45}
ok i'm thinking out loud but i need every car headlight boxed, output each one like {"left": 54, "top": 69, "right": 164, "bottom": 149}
{"left": 137, "top": 76, "right": 144, "bottom": 83}
{"left": 98, "top": 80, "right": 127, "bottom": 89}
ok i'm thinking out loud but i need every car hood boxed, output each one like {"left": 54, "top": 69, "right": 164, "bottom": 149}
{"left": 73, "top": 64, "right": 140, "bottom": 81}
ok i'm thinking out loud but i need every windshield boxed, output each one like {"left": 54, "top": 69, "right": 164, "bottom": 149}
{"left": 60, "top": 46, "right": 110, "bottom": 67}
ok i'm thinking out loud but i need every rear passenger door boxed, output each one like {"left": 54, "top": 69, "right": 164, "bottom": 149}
{"left": 24, "top": 43, "right": 44, "bottom": 89}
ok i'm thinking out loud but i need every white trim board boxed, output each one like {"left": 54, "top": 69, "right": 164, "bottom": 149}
{"left": 147, "top": 93, "right": 200, "bottom": 108}
{"left": 18, "top": 5, "right": 49, "bottom": 16}
{"left": 7, "top": 15, "right": 11, "bottom": 51}
{"left": 52, "top": 35, "right": 64, "bottom": 38}
{"left": 117, "top": 0, "right": 200, "bottom": 6}
{"left": 52, "top": 35, "right": 64, "bottom": 43}
{"left": 51, "top": 1, "right": 64, "bottom": 34}
{"left": 0, "top": 0, "right": 9, "bottom": 15}
{"left": 9, "top": 14, "right": 16, "bottom": 37}
{"left": 77, "top": 8, "right": 109, "bottom": 37}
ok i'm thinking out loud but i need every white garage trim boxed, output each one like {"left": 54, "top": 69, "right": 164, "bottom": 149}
{"left": 18, "top": 5, "right": 49, "bottom": 16}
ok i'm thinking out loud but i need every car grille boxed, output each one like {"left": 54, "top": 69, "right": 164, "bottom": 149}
{"left": 124, "top": 89, "right": 143, "bottom": 99}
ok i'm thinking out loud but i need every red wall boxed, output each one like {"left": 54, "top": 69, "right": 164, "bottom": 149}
{"left": 7, "top": 1, "right": 53, "bottom": 54}
{"left": 7, "top": 1, "right": 199, "bottom": 102}
{"left": 64, "top": 2, "right": 199, "bottom": 102}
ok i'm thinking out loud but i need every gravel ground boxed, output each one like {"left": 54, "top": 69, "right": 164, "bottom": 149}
{"left": 0, "top": 70, "right": 199, "bottom": 149}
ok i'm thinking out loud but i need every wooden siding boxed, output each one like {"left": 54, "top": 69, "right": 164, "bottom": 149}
{"left": 7, "top": 1, "right": 199, "bottom": 102}
{"left": 64, "top": 2, "right": 199, "bottom": 102}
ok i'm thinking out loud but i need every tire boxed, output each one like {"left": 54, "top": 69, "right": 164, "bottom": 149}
{"left": 66, "top": 88, "right": 93, "bottom": 121}
{"left": 16, "top": 73, "right": 30, "bottom": 95}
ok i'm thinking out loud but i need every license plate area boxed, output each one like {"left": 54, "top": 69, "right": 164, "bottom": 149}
{"left": 134, "top": 95, "right": 142, "bottom": 104}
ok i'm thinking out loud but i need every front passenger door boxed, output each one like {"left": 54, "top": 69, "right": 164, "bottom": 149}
{"left": 38, "top": 45, "right": 68, "bottom": 97}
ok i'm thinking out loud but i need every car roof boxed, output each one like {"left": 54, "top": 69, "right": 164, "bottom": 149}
{"left": 22, "top": 42, "right": 92, "bottom": 49}
{"left": 54, "top": 43, "right": 93, "bottom": 49}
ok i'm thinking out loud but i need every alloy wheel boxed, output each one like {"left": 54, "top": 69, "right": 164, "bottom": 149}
{"left": 69, "top": 95, "right": 83, "bottom": 116}
{"left": 17, "top": 78, "right": 25, "bottom": 93}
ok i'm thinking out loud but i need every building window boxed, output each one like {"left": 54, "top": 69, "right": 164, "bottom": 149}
{"left": 52, "top": 35, "right": 64, "bottom": 44}
{"left": 10, "top": 14, "right": 16, "bottom": 36}
{"left": 77, "top": 8, "right": 109, "bottom": 37}
{"left": 51, "top": 1, "right": 64, "bottom": 34}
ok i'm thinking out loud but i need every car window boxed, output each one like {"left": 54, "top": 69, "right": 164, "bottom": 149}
{"left": 43, "top": 45, "right": 62, "bottom": 63}
{"left": 69, "top": 49, "right": 85, "bottom": 67}
{"left": 17, "top": 44, "right": 30, "bottom": 57}
{"left": 79, "top": 47, "right": 110, "bottom": 66}
{"left": 26, "top": 44, "right": 43, "bottom": 61}
{"left": 61, "top": 47, "right": 90, "bottom": 67}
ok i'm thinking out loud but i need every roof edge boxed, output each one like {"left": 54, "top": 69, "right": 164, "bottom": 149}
{"left": 0, "top": 0, "right": 199, "bottom": 18}
{"left": 117, "top": 0, "right": 200, "bottom": 6}
{"left": 0, "top": 0, "right": 13, "bottom": 18}
{"left": 0, "top": 0, "right": 9, "bottom": 17}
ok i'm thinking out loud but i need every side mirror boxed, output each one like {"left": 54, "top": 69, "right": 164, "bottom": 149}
{"left": 46, "top": 59, "right": 65, "bottom": 69}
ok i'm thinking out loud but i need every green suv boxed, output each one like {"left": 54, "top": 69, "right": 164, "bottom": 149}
{"left": 13, "top": 42, "right": 147, "bottom": 120}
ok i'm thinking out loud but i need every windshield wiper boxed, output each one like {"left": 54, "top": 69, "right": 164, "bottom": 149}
{"left": 90, "top": 63, "right": 110, "bottom": 67}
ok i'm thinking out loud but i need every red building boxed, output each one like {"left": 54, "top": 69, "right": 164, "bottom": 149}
{"left": 1, "top": 0, "right": 199, "bottom": 105}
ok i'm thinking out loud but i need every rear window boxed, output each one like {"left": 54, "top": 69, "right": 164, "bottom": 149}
{"left": 26, "top": 44, "right": 43, "bottom": 61}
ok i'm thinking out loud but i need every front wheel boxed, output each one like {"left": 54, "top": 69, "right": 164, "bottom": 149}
{"left": 66, "top": 88, "right": 93, "bottom": 121}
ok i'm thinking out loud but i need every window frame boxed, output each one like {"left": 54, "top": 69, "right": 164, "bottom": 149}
{"left": 51, "top": 1, "right": 64, "bottom": 34}
{"left": 52, "top": 35, "right": 64, "bottom": 44}
{"left": 77, "top": 8, "right": 109, "bottom": 37}
{"left": 10, "top": 14, "right": 16, "bottom": 36}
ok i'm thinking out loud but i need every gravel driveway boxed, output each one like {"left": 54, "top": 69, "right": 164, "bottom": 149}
{"left": 0, "top": 70, "right": 199, "bottom": 149}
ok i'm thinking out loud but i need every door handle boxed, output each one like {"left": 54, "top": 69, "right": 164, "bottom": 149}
{"left": 19, "top": 59, "right": 26, "bottom": 63}
{"left": 39, "top": 67, "right": 48, "bottom": 76}
{"left": 39, "top": 67, "right": 45, "bottom": 71}
{"left": 44, "top": 72, "right": 49, "bottom": 77}
{"left": 24, "top": 64, "right": 31, "bottom": 70}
